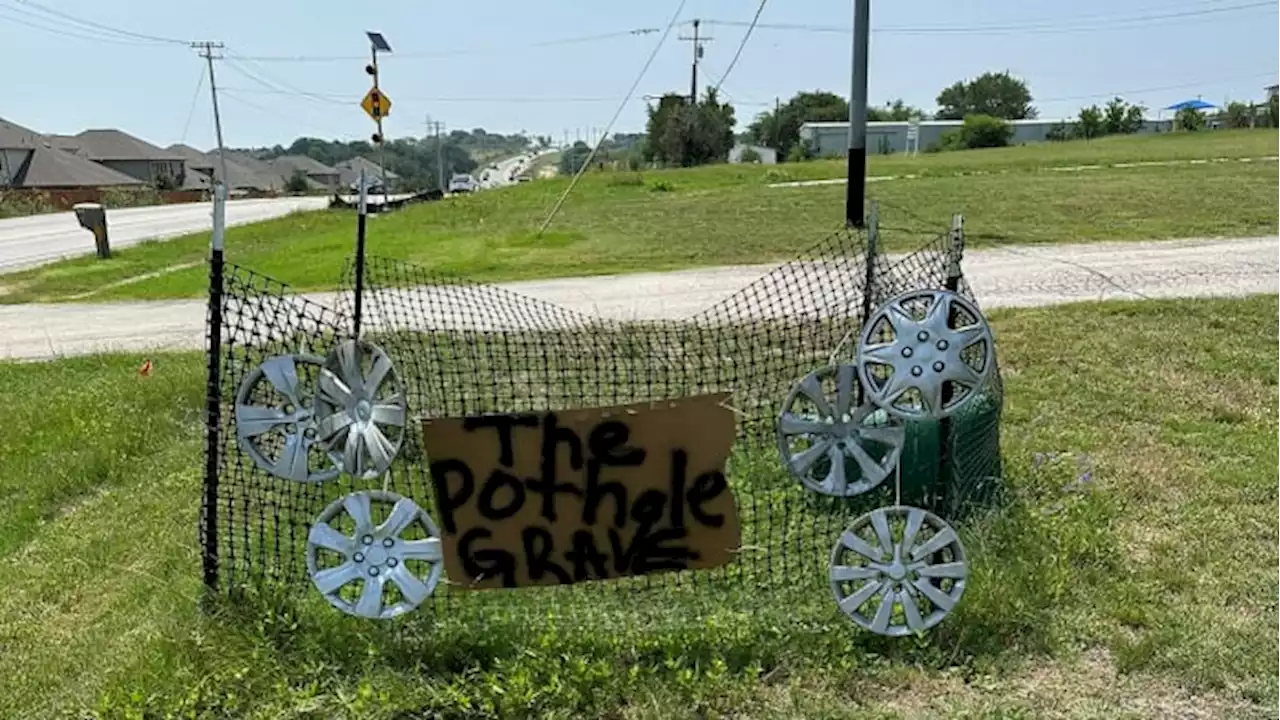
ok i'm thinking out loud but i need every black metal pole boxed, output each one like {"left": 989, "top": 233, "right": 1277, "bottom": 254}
{"left": 845, "top": 0, "right": 870, "bottom": 227}
{"left": 200, "top": 246, "right": 223, "bottom": 591}
{"left": 352, "top": 169, "right": 369, "bottom": 338}
{"left": 937, "top": 215, "right": 964, "bottom": 510}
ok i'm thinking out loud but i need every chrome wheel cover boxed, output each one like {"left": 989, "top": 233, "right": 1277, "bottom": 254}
{"left": 306, "top": 490, "right": 444, "bottom": 620}
{"left": 829, "top": 505, "right": 967, "bottom": 637}
{"left": 234, "top": 354, "right": 339, "bottom": 483}
{"left": 856, "top": 289, "right": 994, "bottom": 421}
{"left": 777, "top": 365, "right": 904, "bottom": 497}
{"left": 314, "top": 340, "right": 408, "bottom": 480}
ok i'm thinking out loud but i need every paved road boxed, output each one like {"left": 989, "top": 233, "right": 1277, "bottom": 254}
{"left": 0, "top": 236, "right": 1275, "bottom": 361}
{"left": 0, "top": 196, "right": 330, "bottom": 272}
{"left": 479, "top": 149, "right": 558, "bottom": 189}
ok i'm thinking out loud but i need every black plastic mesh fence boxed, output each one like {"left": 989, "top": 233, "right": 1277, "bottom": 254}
{"left": 201, "top": 223, "right": 1003, "bottom": 616}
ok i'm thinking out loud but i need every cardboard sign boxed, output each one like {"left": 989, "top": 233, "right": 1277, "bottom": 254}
{"left": 421, "top": 393, "right": 739, "bottom": 589}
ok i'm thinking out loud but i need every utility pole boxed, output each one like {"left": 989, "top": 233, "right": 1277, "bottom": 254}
{"left": 193, "top": 41, "right": 229, "bottom": 222}
{"left": 679, "top": 19, "right": 712, "bottom": 105}
{"left": 426, "top": 117, "right": 445, "bottom": 191}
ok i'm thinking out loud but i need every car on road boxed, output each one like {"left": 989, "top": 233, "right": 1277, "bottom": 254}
{"left": 515, "top": 175, "right": 533, "bottom": 183}
{"left": 448, "top": 173, "right": 478, "bottom": 194}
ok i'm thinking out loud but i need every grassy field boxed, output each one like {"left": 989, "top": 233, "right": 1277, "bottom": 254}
{"left": 0, "top": 295, "right": 1275, "bottom": 718}
{"left": 0, "top": 130, "right": 1275, "bottom": 304}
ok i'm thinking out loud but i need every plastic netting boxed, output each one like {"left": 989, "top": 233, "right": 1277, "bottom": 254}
{"left": 200, "top": 223, "right": 1004, "bottom": 616}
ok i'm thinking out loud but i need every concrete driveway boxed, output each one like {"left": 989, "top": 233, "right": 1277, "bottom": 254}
{"left": 1, "top": 235, "right": 1274, "bottom": 362}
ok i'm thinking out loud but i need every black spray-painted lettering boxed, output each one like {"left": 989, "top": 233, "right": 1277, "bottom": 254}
{"left": 442, "top": 412, "right": 731, "bottom": 585}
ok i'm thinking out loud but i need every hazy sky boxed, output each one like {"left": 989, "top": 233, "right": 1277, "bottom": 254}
{"left": 0, "top": 0, "right": 1275, "bottom": 150}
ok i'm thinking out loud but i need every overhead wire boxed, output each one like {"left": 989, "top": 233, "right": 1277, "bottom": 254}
{"left": 537, "top": 0, "right": 690, "bottom": 236}
{"left": 10, "top": 0, "right": 191, "bottom": 44}
{"left": 222, "top": 52, "right": 348, "bottom": 106}
{"left": 232, "top": 27, "right": 665, "bottom": 63}
{"left": 179, "top": 63, "right": 208, "bottom": 145}
{"left": 701, "top": 0, "right": 1275, "bottom": 36}
{"left": 712, "top": 0, "right": 769, "bottom": 95}
{"left": 0, "top": 3, "right": 167, "bottom": 46}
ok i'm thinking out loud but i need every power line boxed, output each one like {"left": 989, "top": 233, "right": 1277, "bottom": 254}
{"left": 539, "top": 0, "right": 690, "bottom": 235}
{"left": 11, "top": 0, "right": 190, "bottom": 44}
{"left": 232, "top": 27, "right": 665, "bottom": 63}
{"left": 702, "top": 0, "right": 1275, "bottom": 36}
{"left": 222, "top": 54, "right": 346, "bottom": 106}
{"left": 180, "top": 64, "right": 208, "bottom": 144}
{"left": 218, "top": 86, "right": 778, "bottom": 106}
{"left": 713, "top": 0, "right": 769, "bottom": 95}
{"left": 0, "top": 4, "right": 165, "bottom": 46}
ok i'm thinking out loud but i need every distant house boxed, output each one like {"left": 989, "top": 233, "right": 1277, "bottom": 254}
{"left": 729, "top": 144, "right": 778, "bottom": 165}
{"left": 1, "top": 117, "right": 143, "bottom": 189}
{"left": 1267, "top": 85, "right": 1279, "bottom": 102}
{"left": 51, "top": 129, "right": 187, "bottom": 188}
{"left": 269, "top": 154, "right": 340, "bottom": 190}
{"left": 334, "top": 157, "right": 399, "bottom": 190}
{"left": 165, "top": 143, "right": 215, "bottom": 191}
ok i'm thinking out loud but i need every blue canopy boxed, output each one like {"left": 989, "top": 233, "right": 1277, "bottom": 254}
{"left": 1164, "top": 98, "right": 1217, "bottom": 111}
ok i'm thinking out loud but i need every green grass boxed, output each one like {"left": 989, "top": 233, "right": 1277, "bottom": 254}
{"left": 0, "top": 130, "right": 1275, "bottom": 304}
{"left": 0, "top": 295, "right": 1275, "bottom": 718}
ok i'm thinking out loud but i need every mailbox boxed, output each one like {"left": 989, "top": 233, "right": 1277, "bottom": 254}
{"left": 73, "top": 202, "right": 110, "bottom": 259}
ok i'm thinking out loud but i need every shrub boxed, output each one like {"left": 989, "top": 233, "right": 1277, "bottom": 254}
{"left": 738, "top": 147, "right": 762, "bottom": 164}
{"left": 1074, "top": 105, "right": 1104, "bottom": 140}
{"left": 785, "top": 139, "right": 814, "bottom": 162}
{"left": 1175, "top": 107, "right": 1206, "bottom": 131}
{"left": 1046, "top": 122, "right": 1073, "bottom": 141}
{"left": 938, "top": 114, "right": 1013, "bottom": 151}
{"left": 1223, "top": 101, "right": 1255, "bottom": 129}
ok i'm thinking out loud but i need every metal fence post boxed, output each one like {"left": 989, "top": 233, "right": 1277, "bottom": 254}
{"left": 200, "top": 181, "right": 228, "bottom": 592}
{"left": 353, "top": 169, "right": 369, "bottom": 338}
{"left": 937, "top": 213, "right": 965, "bottom": 509}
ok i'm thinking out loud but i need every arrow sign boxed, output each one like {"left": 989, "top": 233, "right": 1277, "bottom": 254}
{"left": 361, "top": 88, "right": 392, "bottom": 121}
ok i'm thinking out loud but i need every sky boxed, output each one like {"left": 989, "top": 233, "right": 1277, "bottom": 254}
{"left": 0, "top": 0, "right": 1276, "bottom": 151}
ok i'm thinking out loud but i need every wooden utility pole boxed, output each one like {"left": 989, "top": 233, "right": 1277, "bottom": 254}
{"left": 678, "top": 19, "right": 712, "bottom": 105}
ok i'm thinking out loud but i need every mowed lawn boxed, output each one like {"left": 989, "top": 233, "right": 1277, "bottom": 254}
{"left": 0, "top": 295, "right": 1275, "bottom": 718}
{"left": 0, "top": 130, "right": 1275, "bottom": 303}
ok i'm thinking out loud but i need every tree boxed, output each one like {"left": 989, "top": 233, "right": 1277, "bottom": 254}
{"left": 746, "top": 90, "right": 847, "bottom": 160}
{"left": 869, "top": 99, "right": 927, "bottom": 121}
{"left": 558, "top": 141, "right": 592, "bottom": 175}
{"left": 936, "top": 71, "right": 1036, "bottom": 120}
{"left": 738, "top": 147, "right": 762, "bottom": 163}
{"left": 1102, "top": 97, "right": 1146, "bottom": 135}
{"left": 1074, "top": 105, "right": 1104, "bottom": 140}
{"left": 646, "top": 89, "right": 736, "bottom": 167}
{"left": 284, "top": 170, "right": 310, "bottom": 193}
{"left": 1223, "top": 101, "right": 1255, "bottom": 129}
{"left": 1175, "top": 107, "right": 1206, "bottom": 131}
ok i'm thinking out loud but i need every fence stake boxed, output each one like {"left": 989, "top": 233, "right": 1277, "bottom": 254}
{"left": 937, "top": 213, "right": 965, "bottom": 510}
{"left": 353, "top": 169, "right": 369, "bottom": 338}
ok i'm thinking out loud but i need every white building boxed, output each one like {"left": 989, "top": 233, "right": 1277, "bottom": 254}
{"left": 799, "top": 118, "right": 1176, "bottom": 157}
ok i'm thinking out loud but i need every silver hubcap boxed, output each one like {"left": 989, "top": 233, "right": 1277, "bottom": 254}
{"left": 856, "top": 289, "right": 994, "bottom": 420}
{"left": 306, "top": 490, "right": 445, "bottom": 620}
{"left": 777, "top": 365, "right": 904, "bottom": 497}
{"left": 233, "top": 354, "right": 338, "bottom": 483}
{"left": 829, "top": 506, "right": 968, "bottom": 637}
{"left": 314, "top": 340, "right": 408, "bottom": 480}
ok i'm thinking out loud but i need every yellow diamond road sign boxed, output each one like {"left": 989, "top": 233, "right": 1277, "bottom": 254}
{"left": 361, "top": 88, "right": 391, "bottom": 121}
